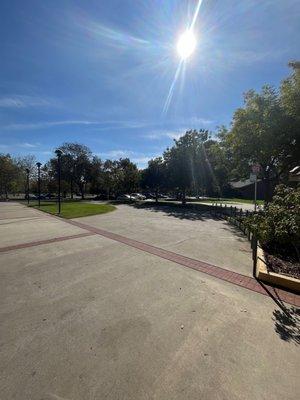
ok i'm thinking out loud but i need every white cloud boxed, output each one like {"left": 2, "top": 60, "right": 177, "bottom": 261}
{"left": 0, "top": 95, "right": 57, "bottom": 109}
{"left": 145, "top": 129, "right": 185, "bottom": 141}
{"left": 2, "top": 119, "right": 147, "bottom": 131}
{"left": 131, "top": 156, "right": 152, "bottom": 166}
{"left": 19, "top": 142, "right": 40, "bottom": 149}
{"left": 96, "top": 149, "right": 156, "bottom": 168}
{"left": 3, "top": 120, "right": 100, "bottom": 130}
{"left": 102, "top": 149, "right": 134, "bottom": 158}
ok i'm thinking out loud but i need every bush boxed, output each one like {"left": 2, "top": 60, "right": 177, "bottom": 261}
{"left": 245, "top": 185, "right": 300, "bottom": 261}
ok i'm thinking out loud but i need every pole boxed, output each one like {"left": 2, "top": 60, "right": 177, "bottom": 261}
{"left": 55, "top": 150, "right": 62, "bottom": 214}
{"left": 26, "top": 168, "right": 30, "bottom": 205}
{"left": 254, "top": 176, "right": 257, "bottom": 212}
{"left": 58, "top": 156, "right": 61, "bottom": 214}
{"left": 36, "top": 162, "right": 41, "bottom": 207}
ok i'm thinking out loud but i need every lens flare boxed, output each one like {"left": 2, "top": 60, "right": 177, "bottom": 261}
{"left": 177, "top": 30, "right": 196, "bottom": 60}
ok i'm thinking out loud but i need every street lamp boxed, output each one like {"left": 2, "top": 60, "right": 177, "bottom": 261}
{"left": 36, "top": 162, "right": 42, "bottom": 207}
{"left": 26, "top": 168, "right": 30, "bottom": 205}
{"left": 55, "top": 149, "right": 62, "bottom": 214}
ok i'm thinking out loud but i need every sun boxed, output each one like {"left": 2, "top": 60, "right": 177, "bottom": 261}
{"left": 177, "top": 30, "right": 196, "bottom": 60}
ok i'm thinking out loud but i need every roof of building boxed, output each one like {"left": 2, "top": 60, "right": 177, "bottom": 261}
{"left": 230, "top": 178, "right": 261, "bottom": 189}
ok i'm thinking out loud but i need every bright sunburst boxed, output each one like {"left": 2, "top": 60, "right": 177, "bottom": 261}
{"left": 163, "top": 0, "right": 203, "bottom": 113}
{"left": 177, "top": 30, "right": 196, "bottom": 60}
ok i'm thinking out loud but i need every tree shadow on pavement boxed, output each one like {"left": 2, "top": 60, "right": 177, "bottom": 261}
{"left": 273, "top": 306, "right": 300, "bottom": 344}
{"left": 260, "top": 282, "right": 300, "bottom": 344}
{"left": 130, "top": 202, "right": 221, "bottom": 222}
{"left": 220, "top": 224, "right": 249, "bottom": 242}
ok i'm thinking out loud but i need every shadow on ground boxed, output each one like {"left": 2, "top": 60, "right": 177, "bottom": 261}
{"left": 129, "top": 202, "right": 221, "bottom": 222}
{"left": 273, "top": 306, "right": 300, "bottom": 344}
{"left": 220, "top": 224, "right": 249, "bottom": 242}
{"left": 260, "top": 282, "right": 300, "bottom": 344}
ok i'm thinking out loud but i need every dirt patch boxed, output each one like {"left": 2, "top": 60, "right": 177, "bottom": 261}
{"left": 265, "top": 252, "right": 300, "bottom": 280}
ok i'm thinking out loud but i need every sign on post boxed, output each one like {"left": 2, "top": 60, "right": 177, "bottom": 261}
{"left": 252, "top": 163, "right": 260, "bottom": 174}
{"left": 251, "top": 164, "right": 260, "bottom": 211}
{"left": 249, "top": 173, "right": 256, "bottom": 183}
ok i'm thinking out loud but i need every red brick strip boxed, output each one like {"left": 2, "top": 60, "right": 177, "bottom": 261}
{"left": 0, "top": 232, "right": 95, "bottom": 253}
{"left": 63, "top": 219, "right": 300, "bottom": 307}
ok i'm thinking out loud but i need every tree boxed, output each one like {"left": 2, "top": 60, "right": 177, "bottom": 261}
{"left": 49, "top": 143, "right": 93, "bottom": 199}
{"left": 141, "top": 157, "right": 166, "bottom": 202}
{"left": 89, "top": 156, "right": 105, "bottom": 195}
{"left": 225, "top": 84, "right": 299, "bottom": 201}
{"left": 0, "top": 154, "right": 20, "bottom": 199}
{"left": 116, "top": 158, "right": 140, "bottom": 194}
{"left": 102, "top": 160, "right": 120, "bottom": 199}
{"left": 14, "top": 155, "right": 37, "bottom": 194}
{"left": 164, "top": 129, "right": 211, "bottom": 203}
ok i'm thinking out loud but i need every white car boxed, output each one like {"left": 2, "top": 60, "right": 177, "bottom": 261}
{"left": 131, "top": 193, "right": 146, "bottom": 200}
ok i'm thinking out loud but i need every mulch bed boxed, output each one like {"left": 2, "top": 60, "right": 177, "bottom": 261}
{"left": 264, "top": 252, "right": 300, "bottom": 280}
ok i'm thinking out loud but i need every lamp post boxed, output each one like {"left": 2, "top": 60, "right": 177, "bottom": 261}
{"left": 26, "top": 168, "right": 30, "bottom": 205}
{"left": 55, "top": 149, "right": 62, "bottom": 214}
{"left": 36, "top": 162, "right": 42, "bottom": 207}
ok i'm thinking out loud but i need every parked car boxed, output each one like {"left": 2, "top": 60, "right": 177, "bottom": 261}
{"left": 93, "top": 194, "right": 108, "bottom": 200}
{"left": 116, "top": 194, "right": 134, "bottom": 202}
{"left": 130, "top": 193, "right": 146, "bottom": 200}
{"left": 144, "top": 192, "right": 156, "bottom": 199}
{"left": 25, "top": 193, "right": 37, "bottom": 200}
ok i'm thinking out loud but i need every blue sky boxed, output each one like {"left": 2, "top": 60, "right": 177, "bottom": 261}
{"left": 0, "top": 0, "right": 299, "bottom": 168}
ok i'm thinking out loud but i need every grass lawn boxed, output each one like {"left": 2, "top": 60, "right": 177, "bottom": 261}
{"left": 27, "top": 201, "right": 116, "bottom": 219}
{"left": 196, "top": 197, "right": 264, "bottom": 205}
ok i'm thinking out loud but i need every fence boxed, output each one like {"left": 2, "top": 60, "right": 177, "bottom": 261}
{"left": 209, "top": 203, "right": 259, "bottom": 278}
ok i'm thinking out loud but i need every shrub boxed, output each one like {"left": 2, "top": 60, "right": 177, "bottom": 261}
{"left": 245, "top": 185, "right": 300, "bottom": 261}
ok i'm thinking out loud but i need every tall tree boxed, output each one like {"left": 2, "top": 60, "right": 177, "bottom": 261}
{"left": 164, "top": 129, "right": 210, "bottom": 203}
{"left": 52, "top": 143, "right": 93, "bottom": 199}
{"left": 116, "top": 158, "right": 140, "bottom": 194}
{"left": 226, "top": 84, "right": 298, "bottom": 201}
{"left": 0, "top": 154, "right": 20, "bottom": 199}
{"left": 141, "top": 157, "right": 166, "bottom": 202}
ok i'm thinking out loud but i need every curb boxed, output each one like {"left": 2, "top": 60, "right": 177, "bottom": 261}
{"left": 256, "top": 244, "right": 300, "bottom": 294}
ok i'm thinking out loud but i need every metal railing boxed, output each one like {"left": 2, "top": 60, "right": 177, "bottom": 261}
{"left": 209, "top": 203, "right": 259, "bottom": 277}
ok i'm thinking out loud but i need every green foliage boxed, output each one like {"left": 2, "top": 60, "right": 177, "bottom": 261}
{"left": 141, "top": 157, "right": 166, "bottom": 200}
{"left": 222, "top": 66, "right": 300, "bottom": 202}
{"left": 0, "top": 154, "right": 22, "bottom": 198}
{"left": 245, "top": 185, "right": 300, "bottom": 260}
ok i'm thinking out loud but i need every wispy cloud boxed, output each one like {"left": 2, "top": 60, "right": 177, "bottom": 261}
{"left": 145, "top": 129, "right": 185, "bottom": 141}
{"left": 2, "top": 119, "right": 147, "bottom": 131}
{"left": 3, "top": 120, "right": 100, "bottom": 130}
{"left": 19, "top": 142, "right": 40, "bottom": 148}
{"left": 82, "top": 21, "right": 150, "bottom": 49}
{"left": 100, "top": 149, "right": 134, "bottom": 158}
{"left": 0, "top": 95, "right": 58, "bottom": 109}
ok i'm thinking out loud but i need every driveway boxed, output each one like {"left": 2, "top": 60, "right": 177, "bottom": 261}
{"left": 0, "top": 202, "right": 299, "bottom": 400}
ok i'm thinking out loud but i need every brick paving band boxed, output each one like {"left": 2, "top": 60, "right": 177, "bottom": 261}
{"left": 64, "top": 218, "right": 300, "bottom": 307}
{"left": 0, "top": 232, "right": 95, "bottom": 253}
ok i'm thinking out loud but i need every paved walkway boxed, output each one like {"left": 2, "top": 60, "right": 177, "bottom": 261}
{"left": 0, "top": 202, "right": 299, "bottom": 400}
{"left": 88, "top": 202, "right": 254, "bottom": 277}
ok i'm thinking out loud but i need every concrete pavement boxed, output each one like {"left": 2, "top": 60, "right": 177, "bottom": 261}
{"left": 0, "top": 202, "right": 299, "bottom": 400}
{"left": 84, "top": 203, "right": 253, "bottom": 277}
